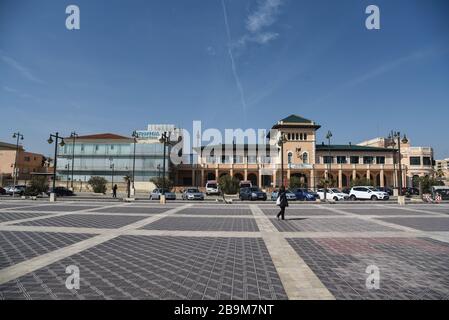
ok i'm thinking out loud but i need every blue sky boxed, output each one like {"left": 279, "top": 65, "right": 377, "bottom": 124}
{"left": 1, "top": 0, "right": 449, "bottom": 158}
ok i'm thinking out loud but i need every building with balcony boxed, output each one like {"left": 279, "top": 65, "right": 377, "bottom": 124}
{"left": 435, "top": 158, "right": 449, "bottom": 186}
{"left": 175, "top": 115, "right": 435, "bottom": 190}
{"left": 0, "top": 141, "right": 47, "bottom": 186}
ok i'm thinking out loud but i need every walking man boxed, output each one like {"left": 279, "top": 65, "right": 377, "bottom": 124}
{"left": 112, "top": 184, "right": 118, "bottom": 198}
{"left": 276, "top": 186, "right": 289, "bottom": 220}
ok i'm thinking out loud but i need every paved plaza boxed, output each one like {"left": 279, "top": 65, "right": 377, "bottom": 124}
{"left": 1, "top": 200, "right": 449, "bottom": 300}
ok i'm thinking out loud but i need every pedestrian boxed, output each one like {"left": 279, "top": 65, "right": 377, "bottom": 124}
{"left": 112, "top": 184, "right": 118, "bottom": 198}
{"left": 276, "top": 186, "right": 289, "bottom": 220}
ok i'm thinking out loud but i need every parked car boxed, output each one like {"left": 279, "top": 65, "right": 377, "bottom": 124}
{"left": 239, "top": 187, "right": 267, "bottom": 201}
{"left": 271, "top": 189, "right": 297, "bottom": 201}
{"left": 317, "top": 188, "right": 349, "bottom": 201}
{"left": 150, "top": 188, "right": 176, "bottom": 200}
{"left": 239, "top": 181, "right": 252, "bottom": 189}
{"left": 205, "top": 181, "right": 220, "bottom": 195}
{"left": 432, "top": 186, "right": 449, "bottom": 200}
{"left": 402, "top": 187, "right": 419, "bottom": 196}
{"left": 46, "top": 187, "right": 75, "bottom": 197}
{"left": 182, "top": 188, "right": 205, "bottom": 200}
{"left": 376, "top": 187, "right": 393, "bottom": 196}
{"left": 0, "top": 187, "right": 6, "bottom": 195}
{"left": 290, "top": 188, "right": 317, "bottom": 201}
{"left": 349, "top": 186, "right": 389, "bottom": 201}
{"left": 5, "top": 185, "right": 27, "bottom": 196}
{"left": 341, "top": 188, "right": 351, "bottom": 195}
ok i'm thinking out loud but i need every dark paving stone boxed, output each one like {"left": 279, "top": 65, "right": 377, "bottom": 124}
{"left": 141, "top": 217, "right": 259, "bottom": 232}
{"left": 12, "top": 214, "right": 148, "bottom": 229}
{"left": 0, "top": 236, "right": 287, "bottom": 300}
{"left": 0, "top": 203, "right": 34, "bottom": 210}
{"left": 287, "top": 237, "right": 449, "bottom": 300}
{"left": 271, "top": 218, "right": 398, "bottom": 232}
{"left": 176, "top": 208, "right": 252, "bottom": 216}
{"left": 0, "top": 211, "right": 57, "bottom": 223}
{"left": 10, "top": 205, "right": 98, "bottom": 212}
{"left": 340, "top": 209, "right": 433, "bottom": 216}
{"left": 0, "top": 231, "right": 94, "bottom": 269}
{"left": 378, "top": 217, "right": 449, "bottom": 231}
{"left": 263, "top": 208, "right": 342, "bottom": 216}
{"left": 91, "top": 207, "right": 169, "bottom": 214}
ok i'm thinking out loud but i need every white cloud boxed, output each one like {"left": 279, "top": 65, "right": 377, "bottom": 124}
{"left": 0, "top": 54, "right": 45, "bottom": 84}
{"left": 238, "top": 0, "right": 284, "bottom": 47}
{"left": 246, "top": 0, "right": 283, "bottom": 33}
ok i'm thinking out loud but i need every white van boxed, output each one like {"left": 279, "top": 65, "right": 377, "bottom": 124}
{"left": 205, "top": 181, "right": 220, "bottom": 195}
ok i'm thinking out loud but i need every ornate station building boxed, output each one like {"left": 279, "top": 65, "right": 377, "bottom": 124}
{"left": 175, "top": 115, "right": 435, "bottom": 190}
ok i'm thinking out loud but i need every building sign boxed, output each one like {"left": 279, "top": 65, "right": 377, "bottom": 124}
{"left": 135, "top": 130, "right": 162, "bottom": 140}
{"left": 288, "top": 164, "right": 313, "bottom": 169}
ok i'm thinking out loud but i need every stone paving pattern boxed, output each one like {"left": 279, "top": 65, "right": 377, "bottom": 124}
{"left": 1, "top": 200, "right": 449, "bottom": 300}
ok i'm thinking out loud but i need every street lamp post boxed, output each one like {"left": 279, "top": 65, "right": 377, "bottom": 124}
{"left": 277, "top": 133, "right": 287, "bottom": 187}
{"left": 70, "top": 132, "right": 78, "bottom": 189}
{"left": 324, "top": 131, "right": 333, "bottom": 202}
{"left": 157, "top": 164, "right": 161, "bottom": 178}
{"left": 388, "top": 131, "right": 407, "bottom": 197}
{"left": 48, "top": 133, "right": 65, "bottom": 200}
{"left": 109, "top": 157, "right": 115, "bottom": 191}
{"left": 159, "top": 132, "right": 171, "bottom": 194}
{"left": 131, "top": 131, "right": 138, "bottom": 194}
{"left": 12, "top": 132, "right": 24, "bottom": 197}
{"left": 65, "top": 164, "right": 70, "bottom": 189}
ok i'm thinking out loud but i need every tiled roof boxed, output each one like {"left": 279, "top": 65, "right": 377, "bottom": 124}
{"left": 280, "top": 114, "right": 314, "bottom": 124}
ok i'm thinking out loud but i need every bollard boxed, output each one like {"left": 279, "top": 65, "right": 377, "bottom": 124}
{"left": 49, "top": 193, "right": 56, "bottom": 202}
{"left": 397, "top": 196, "right": 406, "bottom": 206}
{"left": 160, "top": 194, "right": 166, "bottom": 204}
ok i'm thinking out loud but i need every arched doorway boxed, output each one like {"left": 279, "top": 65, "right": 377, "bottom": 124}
{"left": 207, "top": 172, "right": 216, "bottom": 181}
{"left": 341, "top": 174, "right": 348, "bottom": 188}
{"left": 291, "top": 173, "right": 308, "bottom": 187}
{"left": 234, "top": 173, "right": 244, "bottom": 181}
{"left": 262, "top": 175, "right": 272, "bottom": 187}
{"left": 247, "top": 173, "right": 257, "bottom": 186}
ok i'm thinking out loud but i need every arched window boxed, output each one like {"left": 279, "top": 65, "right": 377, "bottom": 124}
{"left": 300, "top": 133, "right": 303, "bottom": 140}
{"left": 295, "top": 133, "right": 299, "bottom": 140}
{"left": 288, "top": 152, "right": 293, "bottom": 164}
{"left": 302, "top": 152, "right": 309, "bottom": 164}
{"left": 288, "top": 133, "right": 291, "bottom": 140}
{"left": 304, "top": 133, "right": 308, "bottom": 140}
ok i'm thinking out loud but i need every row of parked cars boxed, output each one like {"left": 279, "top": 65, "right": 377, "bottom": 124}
{"left": 0, "top": 185, "right": 75, "bottom": 197}
{"left": 149, "top": 185, "right": 391, "bottom": 202}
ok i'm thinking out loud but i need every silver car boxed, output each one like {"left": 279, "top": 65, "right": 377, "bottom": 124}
{"left": 182, "top": 188, "right": 205, "bottom": 200}
{"left": 150, "top": 188, "right": 176, "bottom": 200}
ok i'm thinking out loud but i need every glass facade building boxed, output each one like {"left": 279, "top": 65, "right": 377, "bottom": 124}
{"left": 56, "top": 133, "right": 168, "bottom": 183}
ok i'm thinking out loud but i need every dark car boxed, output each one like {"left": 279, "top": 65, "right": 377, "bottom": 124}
{"left": 377, "top": 187, "right": 393, "bottom": 196}
{"left": 47, "top": 187, "right": 75, "bottom": 197}
{"left": 5, "top": 185, "right": 27, "bottom": 196}
{"left": 402, "top": 187, "right": 419, "bottom": 196}
{"left": 239, "top": 187, "right": 267, "bottom": 201}
{"left": 290, "top": 188, "right": 317, "bottom": 201}
{"left": 0, "top": 187, "right": 6, "bottom": 195}
{"left": 341, "top": 188, "right": 351, "bottom": 195}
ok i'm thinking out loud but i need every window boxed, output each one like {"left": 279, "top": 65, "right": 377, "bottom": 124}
{"left": 300, "top": 133, "right": 303, "bottom": 140}
{"left": 95, "top": 145, "right": 99, "bottom": 151}
{"left": 336, "top": 156, "right": 347, "bottom": 164}
{"left": 323, "top": 156, "right": 333, "bottom": 164}
{"left": 363, "top": 156, "right": 374, "bottom": 164}
{"left": 288, "top": 133, "right": 291, "bottom": 140}
{"left": 288, "top": 152, "right": 293, "bottom": 164}
{"left": 304, "top": 133, "right": 307, "bottom": 140}
{"left": 376, "top": 156, "right": 385, "bottom": 164}
{"left": 24, "top": 156, "right": 31, "bottom": 162}
{"left": 423, "top": 157, "right": 432, "bottom": 166}
{"left": 350, "top": 156, "right": 359, "bottom": 164}
{"left": 295, "top": 133, "right": 299, "bottom": 140}
{"left": 81, "top": 145, "right": 85, "bottom": 152}
{"left": 302, "top": 152, "right": 309, "bottom": 164}
{"left": 110, "top": 145, "right": 115, "bottom": 150}
{"left": 410, "top": 157, "right": 421, "bottom": 166}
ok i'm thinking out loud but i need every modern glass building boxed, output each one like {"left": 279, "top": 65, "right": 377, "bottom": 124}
{"left": 57, "top": 132, "right": 170, "bottom": 184}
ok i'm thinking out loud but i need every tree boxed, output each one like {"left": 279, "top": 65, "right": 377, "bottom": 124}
{"left": 88, "top": 176, "right": 107, "bottom": 194}
{"left": 350, "top": 178, "right": 373, "bottom": 187}
{"left": 218, "top": 175, "right": 239, "bottom": 202}
{"left": 419, "top": 176, "right": 444, "bottom": 194}
{"left": 289, "top": 176, "right": 306, "bottom": 189}
{"left": 24, "top": 176, "right": 48, "bottom": 196}
{"left": 150, "top": 177, "right": 174, "bottom": 190}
